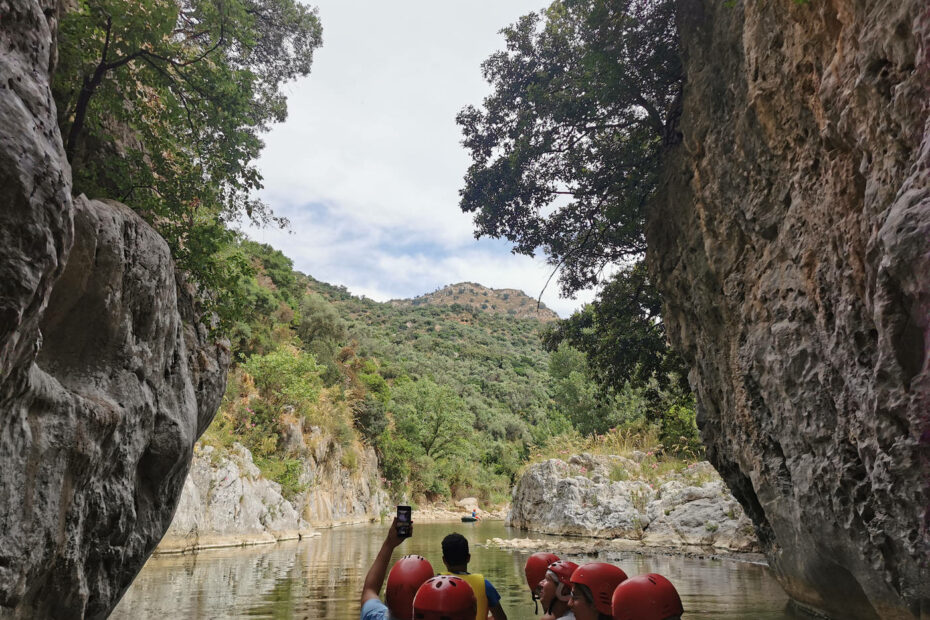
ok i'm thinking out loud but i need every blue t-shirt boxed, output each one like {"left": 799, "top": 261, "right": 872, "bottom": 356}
{"left": 484, "top": 579, "right": 502, "bottom": 607}
{"left": 361, "top": 598, "right": 392, "bottom": 620}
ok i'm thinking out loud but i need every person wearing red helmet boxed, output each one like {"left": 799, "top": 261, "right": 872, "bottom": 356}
{"left": 610, "top": 574, "right": 684, "bottom": 620}
{"left": 524, "top": 552, "right": 560, "bottom": 612}
{"left": 360, "top": 518, "right": 434, "bottom": 620}
{"left": 412, "top": 575, "right": 477, "bottom": 620}
{"left": 538, "top": 560, "right": 579, "bottom": 619}
{"left": 567, "top": 563, "right": 628, "bottom": 620}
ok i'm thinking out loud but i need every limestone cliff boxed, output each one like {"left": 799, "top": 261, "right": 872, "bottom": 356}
{"left": 0, "top": 1, "right": 229, "bottom": 616}
{"left": 159, "top": 433, "right": 387, "bottom": 552}
{"left": 649, "top": 1, "right": 929, "bottom": 617}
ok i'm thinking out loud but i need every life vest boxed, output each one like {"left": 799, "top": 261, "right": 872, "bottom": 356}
{"left": 442, "top": 571, "right": 488, "bottom": 620}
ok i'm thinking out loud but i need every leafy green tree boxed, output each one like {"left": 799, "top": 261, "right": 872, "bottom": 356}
{"left": 543, "top": 262, "right": 689, "bottom": 394}
{"left": 52, "top": 0, "right": 323, "bottom": 321}
{"left": 298, "top": 293, "right": 348, "bottom": 380}
{"left": 460, "top": 0, "right": 690, "bottom": 432}
{"left": 390, "top": 379, "right": 473, "bottom": 461}
{"left": 458, "top": 0, "right": 680, "bottom": 294}
{"left": 243, "top": 347, "right": 323, "bottom": 411}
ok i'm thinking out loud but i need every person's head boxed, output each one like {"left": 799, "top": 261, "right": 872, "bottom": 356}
{"left": 385, "top": 555, "right": 435, "bottom": 620}
{"left": 611, "top": 573, "right": 684, "bottom": 620}
{"left": 524, "top": 552, "right": 560, "bottom": 600}
{"left": 412, "top": 575, "right": 476, "bottom": 620}
{"left": 568, "top": 563, "right": 629, "bottom": 620}
{"left": 539, "top": 560, "right": 578, "bottom": 612}
{"left": 441, "top": 533, "right": 470, "bottom": 569}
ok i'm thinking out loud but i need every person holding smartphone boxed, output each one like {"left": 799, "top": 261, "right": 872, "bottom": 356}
{"left": 360, "top": 510, "right": 430, "bottom": 620}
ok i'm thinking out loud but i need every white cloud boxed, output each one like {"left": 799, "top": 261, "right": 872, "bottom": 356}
{"left": 250, "top": 0, "right": 600, "bottom": 318}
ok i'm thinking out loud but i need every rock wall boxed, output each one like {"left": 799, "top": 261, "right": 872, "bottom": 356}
{"left": 649, "top": 1, "right": 929, "bottom": 617}
{"left": 0, "top": 1, "right": 229, "bottom": 616}
{"left": 160, "top": 433, "right": 388, "bottom": 552}
{"left": 296, "top": 426, "right": 389, "bottom": 527}
{"left": 161, "top": 444, "right": 314, "bottom": 553}
{"left": 507, "top": 454, "right": 758, "bottom": 553}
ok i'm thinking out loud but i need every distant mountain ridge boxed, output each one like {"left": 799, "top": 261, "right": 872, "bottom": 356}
{"left": 389, "top": 282, "right": 560, "bottom": 322}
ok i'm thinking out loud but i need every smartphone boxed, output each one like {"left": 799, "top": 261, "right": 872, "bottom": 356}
{"left": 396, "top": 505, "right": 412, "bottom": 538}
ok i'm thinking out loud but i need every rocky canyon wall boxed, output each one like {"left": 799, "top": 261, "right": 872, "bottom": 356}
{"left": 649, "top": 1, "right": 929, "bottom": 618}
{"left": 0, "top": 1, "right": 229, "bottom": 617}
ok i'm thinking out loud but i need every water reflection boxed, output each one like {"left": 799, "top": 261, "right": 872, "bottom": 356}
{"left": 112, "top": 521, "right": 798, "bottom": 619}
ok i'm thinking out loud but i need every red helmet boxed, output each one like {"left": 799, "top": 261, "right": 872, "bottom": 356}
{"left": 525, "top": 552, "right": 560, "bottom": 592}
{"left": 611, "top": 574, "right": 684, "bottom": 620}
{"left": 546, "top": 560, "right": 579, "bottom": 585}
{"left": 385, "top": 555, "right": 434, "bottom": 620}
{"left": 413, "top": 575, "right": 476, "bottom": 620}
{"left": 570, "top": 563, "right": 629, "bottom": 615}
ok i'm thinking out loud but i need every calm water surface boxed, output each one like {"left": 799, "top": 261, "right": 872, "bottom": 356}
{"left": 112, "top": 521, "right": 800, "bottom": 619}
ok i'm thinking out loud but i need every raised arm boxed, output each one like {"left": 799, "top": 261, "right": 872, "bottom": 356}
{"left": 360, "top": 518, "right": 407, "bottom": 606}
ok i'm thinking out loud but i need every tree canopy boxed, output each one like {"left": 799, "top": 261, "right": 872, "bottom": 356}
{"left": 459, "top": 0, "right": 686, "bottom": 405}
{"left": 52, "top": 0, "right": 322, "bottom": 321}
{"left": 458, "top": 0, "right": 680, "bottom": 295}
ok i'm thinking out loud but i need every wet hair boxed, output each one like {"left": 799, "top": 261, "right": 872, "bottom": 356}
{"left": 441, "top": 533, "right": 469, "bottom": 565}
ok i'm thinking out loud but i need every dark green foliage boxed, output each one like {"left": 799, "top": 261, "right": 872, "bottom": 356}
{"left": 353, "top": 395, "right": 387, "bottom": 441}
{"left": 458, "top": 0, "right": 681, "bottom": 295}
{"left": 461, "top": 1, "right": 694, "bottom": 446}
{"left": 297, "top": 293, "right": 349, "bottom": 382}
{"left": 52, "top": 0, "right": 322, "bottom": 326}
{"left": 543, "top": 262, "right": 689, "bottom": 395}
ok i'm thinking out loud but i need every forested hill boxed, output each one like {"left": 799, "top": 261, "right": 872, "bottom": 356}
{"left": 387, "top": 282, "right": 560, "bottom": 322}
{"left": 211, "top": 240, "right": 694, "bottom": 505}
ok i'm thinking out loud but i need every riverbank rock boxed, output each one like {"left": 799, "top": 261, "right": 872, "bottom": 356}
{"left": 649, "top": 1, "right": 929, "bottom": 617}
{"left": 414, "top": 504, "right": 508, "bottom": 522}
{"left": 508, "top": 455, "right": 757, "bottom": 553}
{"left": 161, "top": 444, "right": 314, "bottom": 552}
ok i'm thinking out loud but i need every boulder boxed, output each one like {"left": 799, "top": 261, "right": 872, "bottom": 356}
{"left": 507, "top": 455, "right": 757, "bottom": 552}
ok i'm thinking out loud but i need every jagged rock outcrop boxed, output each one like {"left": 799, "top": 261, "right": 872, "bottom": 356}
{"left": 161, "top": 444, "right": 314, "bottom": 552}
{"left": 296, "top": 426, "right": 388, "bottom": 526}
{"left": 0, "top": 2, "right": 230, "bottom": 616}
{"left": 507, "top": 455, "right": 758, "bottom": 553}
{"left": 649, "top": 1, "right": 929, "bottom": 617}
{"left": 160, "top": 434, "right": 388, "bottom": 552}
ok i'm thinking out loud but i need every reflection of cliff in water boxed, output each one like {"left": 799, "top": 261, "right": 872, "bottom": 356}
{"left": 112, "top": 528, "right": 380, "bottom": 619}
{"left": 113, "top": 522, "right": 794, "bottom": 619}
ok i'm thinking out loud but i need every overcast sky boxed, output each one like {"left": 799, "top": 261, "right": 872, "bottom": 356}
{"left": 245, "top": 0, "right": 598, "bottom": 317}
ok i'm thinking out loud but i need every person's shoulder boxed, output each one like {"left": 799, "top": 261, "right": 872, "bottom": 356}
{"left": 360, "top": 597, "right": 389, "bottom": 620}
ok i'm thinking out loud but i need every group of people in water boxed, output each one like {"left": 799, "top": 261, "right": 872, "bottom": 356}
{"left": 360, "top": 519, "right": 684, "bottom": 620}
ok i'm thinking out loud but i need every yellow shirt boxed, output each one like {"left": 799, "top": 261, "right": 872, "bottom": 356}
{"left": 443, "top": 571, "right": 489, "bottom": 620}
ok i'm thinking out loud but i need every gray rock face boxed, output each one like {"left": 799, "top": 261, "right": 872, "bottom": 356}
{"left": 649, "top": 1, "right": 929, "bottom": 617}
{"left": 0, "top": 2, "right": 229, "bottom": 614}
{"left": 163, "top": 444, "right": 313, "bottom": 552}
{"left": 161, "top": 432, "right": 388, "bottom": 551}
{"left": 297, "top": 426, "right": 389, "bottom": 526}
{"left": 0, "top": 193, "right": 229, "bottom": 619}
{"left": 507, "top": 455, "right": 757, "bottom": 553}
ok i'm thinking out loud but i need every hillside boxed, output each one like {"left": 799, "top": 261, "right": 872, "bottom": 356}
{"left": 388, "top": 282, "right": 560, "bottom": 322}
{"left": 201, "top": 241, "right": 686, "bottom": 507}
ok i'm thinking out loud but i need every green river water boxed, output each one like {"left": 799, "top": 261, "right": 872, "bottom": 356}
{"left": 111, "top": 521, "right": 800, "bottom": 619}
